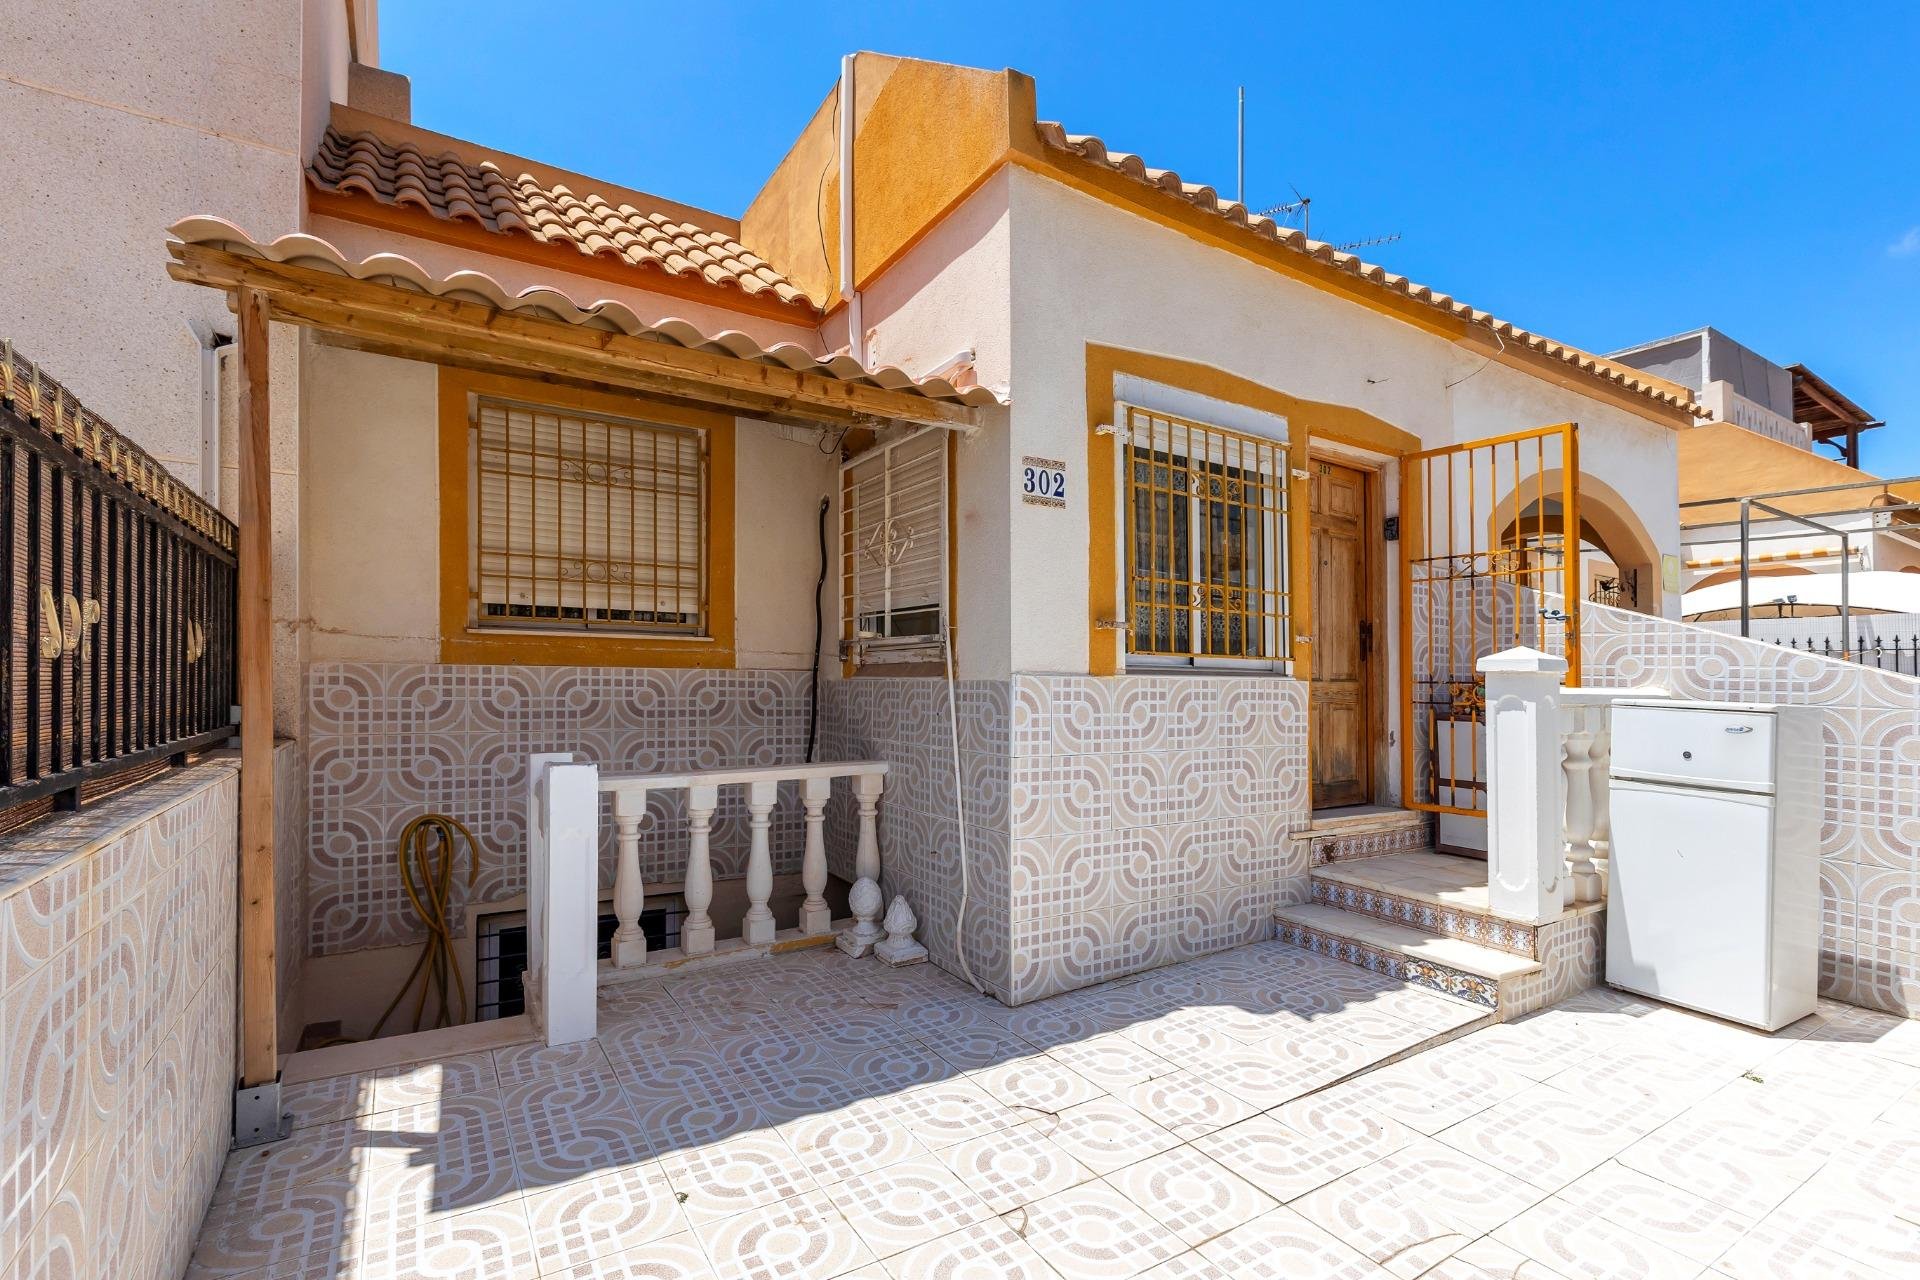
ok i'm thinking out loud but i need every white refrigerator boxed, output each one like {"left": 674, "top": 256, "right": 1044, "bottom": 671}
{"left": 1605, "top": 699, "right": 1822, "bottom": 1031}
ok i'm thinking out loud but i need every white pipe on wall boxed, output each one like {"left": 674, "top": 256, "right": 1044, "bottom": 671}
{"left": 839, "top": 52, "right": 864, "bottom": 365}
{"left": 188, "top": 320, "right": 232, "bottom": 508}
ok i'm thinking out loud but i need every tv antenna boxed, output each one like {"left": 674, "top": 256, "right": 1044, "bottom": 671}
{"left": 1334, "top": 232, "right": 1402, "bottom": 251}
{"left": 1256, "top": 186, "right": 1312, "bottom": 238}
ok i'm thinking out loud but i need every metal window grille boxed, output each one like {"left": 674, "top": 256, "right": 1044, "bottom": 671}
{"left": 842, "top": 430, "right": 948, "bottom": 663}
{"left": 1122, "top": 405, "right": 1292, "bottom": 663}
{"left": 471, "top": 398, "right": 706, "bottom": 635}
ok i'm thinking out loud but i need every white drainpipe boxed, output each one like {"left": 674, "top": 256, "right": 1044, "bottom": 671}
{"left": 839, "top": 52, "right": 864, "bottom": 365}
{"left": 188, "top": 320, "right": 232, "bottom": 508}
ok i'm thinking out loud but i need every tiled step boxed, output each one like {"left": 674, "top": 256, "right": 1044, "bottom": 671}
{"left": 1311, "top": 852, "right": 1537, "bottom": 958}
{"left": 1274, "top": 902, "right": 1541, "bottom": 1014}
{"left": 1301, "top": 807, "right": 1435, "bottom": 864}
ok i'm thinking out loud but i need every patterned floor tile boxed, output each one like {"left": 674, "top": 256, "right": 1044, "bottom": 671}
{"left": 970, "top": 1053, "right": 1107, "bottom": 1115}
{"left": 211, "top": 1119, "right": 362, "bottom": 1211}
{"left": 780, "top": 1096, "right": 927, "bottom": 1186}
{"left": 1190, "top": 1113, "right": 1381, "bottom": 1203}
{"left": 1615, "top": 1091, "right": 1831, "bottom": 1217}
{"left": 355, "top": 1201, "right": 538, "bottom": 1280}
{"left": 1014, "top": 1181, "right": 1185, "bottom": 1280}
{"left": 882, "top": 1079, "right": 1020, "bottom": 1148}
{"left": 881, "top": 1217, "right": 1060, "bottom": 1280}
{"left": 1104, "top": 1146, "right": 1276, "bottom": 1248}
{"left": 935, "top": 1124, "right": 1093, "bottom": 1213}
{"left": 1331, "top": 1138, "right": 1547, "bottom": 1236}
{"left": 188, "top": 1173, "right": 359, "bottom": 1279}
{"left": 1044, "top": 1031, "right": 1178, "bottom": 1091}
{"left": 1194, "top": 1205, "right": 1390, "bottom": 1279}
{"left": 504, "top": 1076, "right": 655, "bottom": 1193}
{"left": 1119, "top": 1070, "right": 1256, "bottom": 1140}
{"left": 523, "top": 1163, "right": 691, "bottom": 1273}
{"left": 1311, "top": 1048, "right": 1531, "bottom": 1135}
{"left": 359, "top": 1094, "right": 520, "bottom": 1220}
{"left": 1554, "top": 1160, "right": 1754, "bottom": 1265}
{"left": 1027, "top": 1097, "right": 1181, "bottom": 1175}
{"left": 374, "top": 1051, "right": 500, "bottom": 1113}
{"left": 695, "top": 1188, "right": 877, "bottom": 1280}
{"left": 1292, "top": 1175, "right": 1473, "bottom": 1279}
{"left": 1420, "top": 1236, "right": 1563, "bottom": 1280}
{"left": 1492, "top": 1194, "right": 1702, "bottom": 1280}
{"left": 544, "top": 1230, "right": 721, "bottom": 1279}
{"left": 1435, "top": 1083, "right": 1644, "bottom": 1192}
{"left": 494, "top": 1039, "right": 619, "bottom": 1091}
{"left": 279, "top": 1073, "right": 377, "bottom": 1130}
{"left": 657, "top": 1131, "right": 818, "bottom": 1227}
{"left": 824, "top": 1155, "right": 995, "bottom": 1258}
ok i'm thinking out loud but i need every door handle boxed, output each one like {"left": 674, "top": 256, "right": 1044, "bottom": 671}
{"left": 1724, "top": 726, "right": 1754, "bottom": 734}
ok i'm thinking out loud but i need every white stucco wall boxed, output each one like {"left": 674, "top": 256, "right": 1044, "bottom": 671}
{"left": 299, "top": 343, "right": 840, "bottom": 668}
{"left": 857, "top": 171, "right": 1016, "bottom": 680}
{"left": 1002, "top": 167, "right": 1684, "bottom": 675}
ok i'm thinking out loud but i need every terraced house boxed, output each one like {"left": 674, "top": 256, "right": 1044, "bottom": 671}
{"left": 2, "top": 3, "right": 1917, "bottom": 1279}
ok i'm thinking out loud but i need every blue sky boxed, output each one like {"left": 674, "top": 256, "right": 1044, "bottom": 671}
{"left": 385, "top": 1, "right": 1920, "bottom": 476}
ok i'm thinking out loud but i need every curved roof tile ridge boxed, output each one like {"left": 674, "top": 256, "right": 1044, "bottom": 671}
{"left": 167, "top": 218, "right": 1000, "bottom": 410}
{"left": 1033, "top": 121, "right": 1703, "bottom": 417}
{"left": 308, "top": 123, "right": 816, "bottom": 312}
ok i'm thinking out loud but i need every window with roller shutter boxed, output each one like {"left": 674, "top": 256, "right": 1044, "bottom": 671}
{"left": 842, "top": 431, "right": 949, "bottom": 665}
{"left": 470, "top": 397, "right": 708, "bottom": 635}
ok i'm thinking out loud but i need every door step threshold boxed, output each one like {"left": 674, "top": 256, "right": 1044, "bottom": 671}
{"left": 1302, "top": 807, "right": 1434, "bottom": 864}
{"left": 1275, "top": 902, "right": 1540, "bottom": 1013}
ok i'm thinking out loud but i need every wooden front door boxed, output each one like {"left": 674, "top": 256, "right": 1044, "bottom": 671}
{"left": 1310, "top": 459, "right": 1373, "bottom": 809}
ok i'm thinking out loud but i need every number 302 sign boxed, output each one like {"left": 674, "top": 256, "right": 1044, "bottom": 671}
{"left": 1020, "top": 456, "right": 1068, "bottom": 509}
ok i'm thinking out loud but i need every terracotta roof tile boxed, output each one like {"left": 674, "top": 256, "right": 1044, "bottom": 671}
{"left": 309, "top": 125, "right": 815, "bottom": 311}
{"left": 166, "top": 219, "right": 1001, "bottom": 414}
{"left": 1035, "top": 122, "right": 1705, "bottom": 419}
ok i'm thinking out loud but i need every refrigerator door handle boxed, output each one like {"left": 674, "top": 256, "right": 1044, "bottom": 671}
{"left": 1724, "top": 725, "right": 1754, "bottom": 734}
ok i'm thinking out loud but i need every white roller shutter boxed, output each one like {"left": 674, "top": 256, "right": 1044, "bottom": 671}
{"left": 842, "top": 430, "right": 948, "bottom": 662}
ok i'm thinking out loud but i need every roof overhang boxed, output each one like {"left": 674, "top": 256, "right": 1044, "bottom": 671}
{"left": 164, "top": 219, "right": 992, "bottom": 432}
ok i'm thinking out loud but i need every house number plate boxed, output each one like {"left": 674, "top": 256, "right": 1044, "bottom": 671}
{"left": 1021, "top": 456, "right": 1067, "bottom": 508}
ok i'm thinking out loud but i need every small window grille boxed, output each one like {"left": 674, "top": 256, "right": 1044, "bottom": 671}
{"left": 471, "top": 397, "right": 707, "bottom": 635}
{"left": 474, "top": 900, "right": 683, "bottom": 1022}
{"left": 842, "top": 431, "right": 949, "bottom": 663}
{"left": 1122, "top": 405, "right": 1292, "bottom": 665}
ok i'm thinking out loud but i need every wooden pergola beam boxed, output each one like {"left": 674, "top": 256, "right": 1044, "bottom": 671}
{"left": 236, "top": 285, "right": 277, "bottom": 1090}
{"left": 165, "top": 244, "right": 982, "bottom": 430}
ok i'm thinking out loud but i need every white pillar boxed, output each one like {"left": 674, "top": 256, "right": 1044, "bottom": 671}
{"left": 742, "top": 778, "right": 778, "bottom": 946}
{"left": 527, "top": 754, "right": 599, "bottom": 1047}
{"left": 838, "top": 770, "right": 886, "bottom": 957}
{"left": 609, "top": 787, "right": 648, "bottom": 968}
{"left": 799, "top": 775, "right": 832, "bottom": 935}
{"left": 1479, "top": 647, "right": 1567, "bottom": 926}
{"left": 681, "top": 783, "right": 718, "bottom": 956}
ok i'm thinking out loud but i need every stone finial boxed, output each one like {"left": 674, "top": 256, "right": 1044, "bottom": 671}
{"left": 874, "top": 895, "right": 929, "bottom": 967}
{"left": 837, "top": 876, "right": 885, "bottom": 957}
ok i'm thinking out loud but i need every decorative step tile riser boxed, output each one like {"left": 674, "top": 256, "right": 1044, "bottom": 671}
{"left": 1275, "top": 921, "right": 1500, "bottom": 1010}
{"left": 1309, "top": 879, "right": 1537, "bottom": 958}
{"left": 1308, "top": 818, "right": 1435, "bottom": 865}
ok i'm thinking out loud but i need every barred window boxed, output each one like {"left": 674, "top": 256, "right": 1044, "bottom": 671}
{"left": 1122, "top": 405, "right": 1292, "bottom": 666}
{"left": 471, "top": 398, "right": 706, "bottom": 634}
{"left": 842, "top": 431, "right": 948, "bottom": 663}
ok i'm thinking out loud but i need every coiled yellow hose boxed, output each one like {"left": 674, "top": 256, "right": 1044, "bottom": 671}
{"left": 370, "top": 814, "right": 480, "bottom": 1038}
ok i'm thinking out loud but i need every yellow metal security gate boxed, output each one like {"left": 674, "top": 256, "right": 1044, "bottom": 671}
{"left": 1400, "top": 423, "right": 1580, "bottom": 815}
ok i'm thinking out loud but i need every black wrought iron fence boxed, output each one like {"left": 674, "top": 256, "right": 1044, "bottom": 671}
{"left": 0, "top": 341, "right": 238, "bottom": 812}
{"left": 1780, "top": 633, "right": 1920, "bottom": 677}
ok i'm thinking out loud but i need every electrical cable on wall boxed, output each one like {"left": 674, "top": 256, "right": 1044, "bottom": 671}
{"left": 370, "top": 814, "right": 480, "bottom": 1037}
{"left": 807, "top": 496, "right": 829, "bottom": 762}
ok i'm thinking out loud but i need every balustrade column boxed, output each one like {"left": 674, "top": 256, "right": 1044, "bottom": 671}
{"left": 799, "top": 776, "right": 832, "bottom": 935}
{"left": 1589, "top": 717, "right": 1613, "bottom": 889}
{"left": 742, "top": 778, "right": 778, "bottom": 946}
{"left": 609, "top": 788, "right": 648, "bottom": 968}
{"left": 1561, "top": 704, "right": 1602, "bottom": 903}
{"left": 681, "top": 783, "right": 718, "bottom": 955}
{"left": 838, "top": 770, "right": 885, "bottom": 957}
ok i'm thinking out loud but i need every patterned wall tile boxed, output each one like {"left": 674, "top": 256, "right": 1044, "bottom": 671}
{"left": 0, "top": 764, "right": 239, "bottom": 1280}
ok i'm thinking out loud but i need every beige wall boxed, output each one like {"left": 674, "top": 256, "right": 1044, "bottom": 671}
{"left": 300, "top": 343, "right": 841, "bottom": 668}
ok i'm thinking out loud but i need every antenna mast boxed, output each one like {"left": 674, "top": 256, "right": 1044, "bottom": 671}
{"left": 1236, "top": 86, "right": 1245, "bottom": 205}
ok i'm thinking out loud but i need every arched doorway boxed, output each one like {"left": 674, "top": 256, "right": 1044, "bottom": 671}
{"left": 1489, "top": 471, "right": 1662, "bottom": 615}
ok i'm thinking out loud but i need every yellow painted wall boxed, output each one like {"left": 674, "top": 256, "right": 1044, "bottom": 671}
{"left": 741, "top": 54, "right": 1024, "bottom": 308}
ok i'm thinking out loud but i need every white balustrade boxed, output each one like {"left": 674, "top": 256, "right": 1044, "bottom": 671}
{"left": 1559, "top": 685, "right": 1667, "bottom": 905}
{"left": 525, "top": 756, "right": 891, "bottom": 1046}
{"left": 1481, "top": 648, "right": 1669, "bottom": 923}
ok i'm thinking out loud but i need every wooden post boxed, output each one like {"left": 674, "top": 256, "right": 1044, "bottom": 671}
{"left": 236, "top": 286, "right": 277, "bottom": 1088}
